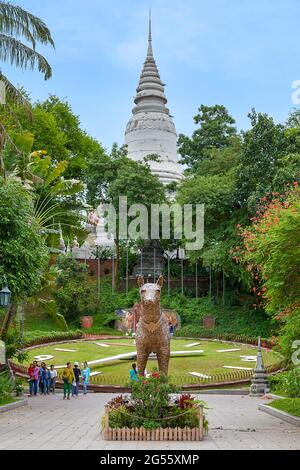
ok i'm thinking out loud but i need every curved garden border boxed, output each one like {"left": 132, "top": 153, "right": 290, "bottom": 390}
{"left": 10, "top": 333, "right": 286, "bottom": 393}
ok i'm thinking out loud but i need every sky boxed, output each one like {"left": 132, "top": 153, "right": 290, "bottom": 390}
{"left": 3, "top": 0, "right": 300, "bottom": 151}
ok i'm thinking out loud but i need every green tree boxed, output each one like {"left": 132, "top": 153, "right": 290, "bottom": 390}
{"left": 241, "top": 186, "right": 300, "bottom": 358}
{"left": 0, "top": 0, "right": 54, "bottom": 177}
{"left": 0, "top": 179, "right": 49, "bottom": 339}
{"left": 178, "top": 104, "right": 237, "bottom": 171}
{"left": 53, "top": 255, "right": 97, "bottom": 323}
{"left": 236, "top": 109, "right": 296, "bottom": 212}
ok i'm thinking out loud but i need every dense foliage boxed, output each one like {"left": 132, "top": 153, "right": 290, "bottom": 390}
{"left": 241, "top": 186, "right": 300, "bottom": 357}
{"left": 0, "top": 179, "right": 49, "bottom": 298}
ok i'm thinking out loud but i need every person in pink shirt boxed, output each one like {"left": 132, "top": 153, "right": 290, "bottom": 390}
{"left": 28, "top": 363, "right": 35, "bottom": 396}
{"left": 31, "top": 361, "right": 40, "bottom": 396}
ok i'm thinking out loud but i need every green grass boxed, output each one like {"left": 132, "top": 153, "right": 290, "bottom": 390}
{"left": 21, "top": 338, "right": 280, "bottom": 379}
{"left": 0, "top": 396, "right": 17, "bottom": 407}
{"left": 267, "top": 398, "right": 300, "bottom": 418}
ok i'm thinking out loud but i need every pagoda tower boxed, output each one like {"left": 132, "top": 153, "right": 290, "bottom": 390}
{"left": 125, "top": 13, "right": 183, "bottom": 185}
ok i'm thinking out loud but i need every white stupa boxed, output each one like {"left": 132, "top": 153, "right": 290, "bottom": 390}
{"left": 125, "top": 13, "right": 183, "bottom": 185}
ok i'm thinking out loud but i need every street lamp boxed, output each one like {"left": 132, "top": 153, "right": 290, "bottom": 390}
{"left": 0, "top": 276, "right": 11, "bottom": 308}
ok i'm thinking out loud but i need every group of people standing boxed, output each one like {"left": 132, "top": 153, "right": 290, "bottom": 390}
{"left": 27, "top": 361, "right": 91, "bottom": 399}
{"left": 62, "top": 362, "right": 90, "bottom": 400}
{"left": 28, "top": 361, "right": 58, "bottom": 396}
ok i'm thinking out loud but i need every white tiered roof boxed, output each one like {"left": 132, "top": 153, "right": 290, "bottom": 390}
{"left": 125, "top": 13, "right": 183, "bottom": 185}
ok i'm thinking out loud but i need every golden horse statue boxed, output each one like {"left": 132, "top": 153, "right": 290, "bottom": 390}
{"left": 135, "top": 275, "right": 170, "bottom": 375}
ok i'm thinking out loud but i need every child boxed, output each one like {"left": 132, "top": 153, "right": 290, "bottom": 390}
{"left": 129, "top": 363, "right": 139, "bottom": 382}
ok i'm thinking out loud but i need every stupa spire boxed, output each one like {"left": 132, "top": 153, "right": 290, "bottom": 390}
{"left": 132, "top": 12, "right": 169, "bottom": 116}
{"left": 125, "top": 11, "right": 183, "bottom": 184}
{"left": 147, "top": 9, "right": 153, "bottom": 57}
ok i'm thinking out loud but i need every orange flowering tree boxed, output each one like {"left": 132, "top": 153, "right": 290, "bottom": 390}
{"left": 238, "top": 182, "right": 300, "bottom": 357}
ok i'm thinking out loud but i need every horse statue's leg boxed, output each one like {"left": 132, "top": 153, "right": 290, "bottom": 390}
{"left": 156, "top": 348, "right": 170, "bottom": 376}
{"left": 137, "top": 349, "right": 149, "bottom": 377}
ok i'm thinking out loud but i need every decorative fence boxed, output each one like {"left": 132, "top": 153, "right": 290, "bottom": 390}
{"left": 10, "top": 359, "right": 286, "bottom": 391}
{"left": 103, "top": 404, "right": 205, "bottom": 441}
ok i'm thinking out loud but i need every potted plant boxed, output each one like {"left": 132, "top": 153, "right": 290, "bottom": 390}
{"left": 102, "top": 370, "right": 208, "bottom": 441}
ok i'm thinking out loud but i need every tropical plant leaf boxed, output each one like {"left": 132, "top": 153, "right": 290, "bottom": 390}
{"left": 0, "top": 34, "right": 52, "bottom": 80}
{"left": 0, "top": 1, "right": 55, "bottom": 48}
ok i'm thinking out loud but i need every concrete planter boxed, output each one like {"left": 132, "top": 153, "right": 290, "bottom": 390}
{"left": 259, "top": 403, "right": 300, "bottom": 427}
{"left": 80, "top": 316, "right": 93, "bottom": 329}
{"left": 203, "top": 315, "right": 215, "bottom": 330}
{"left": 0, "top": 398, "right": 28, "bottom": 413}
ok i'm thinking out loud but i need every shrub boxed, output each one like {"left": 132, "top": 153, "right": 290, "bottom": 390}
{"left": 0, "top": 371, "right": 14, "bottom": 402}
{"left": 23, "top": 330, "right": 82, "bottom": 346}
{"left": 53, "top": 255, "right": 100, "bottom": 322}
{"left": 272, "top": 368, "right": 300, "bottom": 398}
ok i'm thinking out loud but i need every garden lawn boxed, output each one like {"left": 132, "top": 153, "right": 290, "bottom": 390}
{"left": 267, "top": 398, "right": 300, "bottom": 418}
{"left": 21, "top": 338, "right": 280, "bottom": 383}
{"left": 0, "top": 396, "right": 18, "bottom": 407}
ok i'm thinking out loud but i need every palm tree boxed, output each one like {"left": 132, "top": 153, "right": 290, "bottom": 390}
{"left": 0, "top": 0, "right": 55, "bottom": 176}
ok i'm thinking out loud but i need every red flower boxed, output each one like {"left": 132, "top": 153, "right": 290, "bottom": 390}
{"left": 151, "top": 372, "right": 160, "bottom": 379}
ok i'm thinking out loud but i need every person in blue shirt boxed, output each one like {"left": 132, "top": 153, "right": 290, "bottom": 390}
{"left": 81, "top": 361, "right": 90, "bottom": 395}
{"left": 40, "top": 364, "right": 50, "bottom": 395}
{"left": 129, "top": 363, "right": 139, "bottom": 382}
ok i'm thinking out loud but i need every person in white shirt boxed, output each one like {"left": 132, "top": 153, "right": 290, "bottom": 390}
{"left": 49, "top": 365, "right": 58, "bottom": 394}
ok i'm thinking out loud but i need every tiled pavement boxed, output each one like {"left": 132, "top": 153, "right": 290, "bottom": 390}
{"left": 0, "top": 393, "right": 299, "bottom": 450}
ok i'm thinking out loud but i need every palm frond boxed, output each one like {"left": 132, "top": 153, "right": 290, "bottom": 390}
{"left": 0, "top": 1, "right": 55, "bottom": 48}
{"left": 0, "top": 34, "right": 52, "bottom": 79}
{"left": 0, "top": 71, "right": 31, "bottom": 110}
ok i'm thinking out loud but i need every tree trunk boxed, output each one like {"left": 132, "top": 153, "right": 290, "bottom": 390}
{"left": 114, "top": 236, "right": 120, "bottom": 288}
{"left": 0, "top": 128, "right": 7, "bottom": 179}
{"left": 0, "top": 302, "right": 17, "bottom": 341}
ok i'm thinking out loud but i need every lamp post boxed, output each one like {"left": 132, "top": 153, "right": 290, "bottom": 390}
{"left": 164, "top": 250, "right": 177, "bottom": 297}
{"left": 0, "top": 276, "right": 11, "bottom": 309}
{"left": 0, "top": 276, "right": 13, "bottom": 342}
{"left": 178, "top": 248, "right": 186, "bottom": 296}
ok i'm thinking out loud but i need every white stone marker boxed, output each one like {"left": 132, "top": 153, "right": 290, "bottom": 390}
{"left": 223, "top": 366, "right": 253, "bottom": 370}
{"left": 171, "top": 350, "right": 204, "bottom": 355}
{"left": 54, "top": 348, "right": 77, "bottom": 352}
{"left": 189, "top": 372, "right": 211, "bottom": 379}
{"left": 94, "top": 343, "right": 110, "bottom": 348}
{"left": 240, "top": 356, "right": 257, "bottom": 362}
{"left": 185, "top": 342, "right": 201, "bottom": 348}
{"left": 34, "top": 355, "right": 54, "bottom": 361}
{"left": 217, "top": 349, "right": 241, "bottom": 353}
{"left": 89, "top": 371, "right": 102, "bottom": 377}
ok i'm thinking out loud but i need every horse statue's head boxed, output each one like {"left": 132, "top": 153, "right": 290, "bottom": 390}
{"left": 137, "top": 275, "right": 164, "bottom": 319}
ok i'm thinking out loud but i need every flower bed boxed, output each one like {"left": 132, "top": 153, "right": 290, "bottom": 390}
{"left": 102, "top": 372, "right": 208, "bottom": 441}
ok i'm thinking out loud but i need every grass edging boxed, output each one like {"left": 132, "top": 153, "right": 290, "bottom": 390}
{"left": 258, "top": 402, "right": 300, "bottom": 427}
{"left": 0, "top": 398, "right": 28, "bottom": 414}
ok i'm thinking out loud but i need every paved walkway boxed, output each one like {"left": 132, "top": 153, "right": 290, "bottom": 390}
{"left": 0, "top": 393, "right": 299, "bottom": 450}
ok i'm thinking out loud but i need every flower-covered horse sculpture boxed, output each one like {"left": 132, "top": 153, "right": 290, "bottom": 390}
{"left": 136, "top": 275, "right": 170, "bottom": 376}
